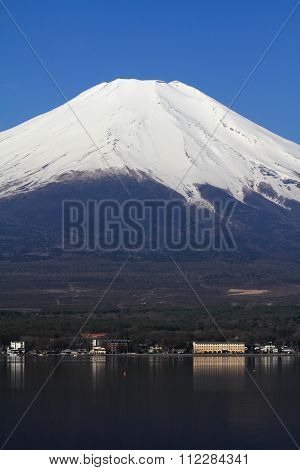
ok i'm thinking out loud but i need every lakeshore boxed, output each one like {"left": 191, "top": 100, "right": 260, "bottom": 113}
{"left": 1, "top": 352, "right": 300, "bottom": 358}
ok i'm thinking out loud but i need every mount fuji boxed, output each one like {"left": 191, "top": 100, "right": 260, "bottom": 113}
{"left": 1, "top": 78, "right": 300, "bottom": 259}
{"left": 1, "top": 78, "right": 300, "bottom": 204}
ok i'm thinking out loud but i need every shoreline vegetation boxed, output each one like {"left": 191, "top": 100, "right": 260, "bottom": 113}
{"left": 1, "top": 305, "right": 300, "bottom": 350}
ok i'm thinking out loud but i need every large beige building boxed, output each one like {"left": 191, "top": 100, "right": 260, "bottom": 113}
{"left": 193, "top": 341, "right": 246, "bottom": 354}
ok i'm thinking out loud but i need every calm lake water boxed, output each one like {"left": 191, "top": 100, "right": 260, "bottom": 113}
{"left": 0, "top": 356, "right": 299, "bottom": 449}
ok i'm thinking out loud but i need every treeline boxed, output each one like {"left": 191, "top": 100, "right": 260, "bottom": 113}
{"left": 0, "top": 305, "right": 300, "bottom": 349}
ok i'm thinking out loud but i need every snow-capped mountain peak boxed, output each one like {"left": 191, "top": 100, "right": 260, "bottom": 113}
{"left": 1, "top": 78, "right": 300, "bottom": 205}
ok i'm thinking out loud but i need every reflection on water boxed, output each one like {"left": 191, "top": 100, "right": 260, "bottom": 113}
{"left": 193, "top": 356, "right": 246, "bottom": 392}
{"left": 6, "top": 356, "right": 25, "bottom": 390}
{"left": 251, "top": 355, "right": 296, "bottom": 374}
{"left": 0, "top": 355, "right": 300, "bottom": 450}
{"left": 256, "top": 355, "right": 279, "bottom": 371}
{"left": 2, "top": 355, "right": 297, "bottom": 394}
{"left": 90, "top": 356, "right": 106, "bottom": 389}
{"left": 193, "top": 356, "right": 246, "bottom": 373}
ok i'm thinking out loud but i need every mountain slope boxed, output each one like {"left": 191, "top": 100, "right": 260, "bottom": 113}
{"left": 1, "top": 78, "right": 300, "bottom": 206}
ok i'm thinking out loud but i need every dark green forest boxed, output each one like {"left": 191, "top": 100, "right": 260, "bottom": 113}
{"left": 1, "top": 304, "right": 300, "bottom": 350}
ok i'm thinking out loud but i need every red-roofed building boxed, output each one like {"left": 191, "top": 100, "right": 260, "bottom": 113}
{"left": 80, "top": 333, "right": 106, "bottom": 339}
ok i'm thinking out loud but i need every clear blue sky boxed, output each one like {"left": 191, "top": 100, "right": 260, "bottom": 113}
{"left": 1, "top": 0, "right": 300, "bottom": 142}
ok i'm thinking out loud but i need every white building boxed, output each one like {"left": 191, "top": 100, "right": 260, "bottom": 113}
{"left": 260, "top": 344, "right": 279, "bottom": 354}
{"left": 193, "top": 342, "right": 246, "bottom": 354}
{"left": 148, "top": 345, "right": 163, "bottom": 354}
{"left": 281, "top": 347, "right": 294, "bottom": 354}
{"left": 90, "top": 338, "right": 106, "bottom": 355}
{"left": 91, "top": 346, "right": 106, "bottom": 355}
{"left": 7, "top": 340, "right": 25, "bottom": 356}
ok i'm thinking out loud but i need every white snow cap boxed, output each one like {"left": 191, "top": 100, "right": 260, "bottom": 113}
{"left": 0, "top": 78, "right": 300, "bottom": 204}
